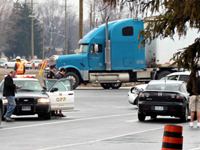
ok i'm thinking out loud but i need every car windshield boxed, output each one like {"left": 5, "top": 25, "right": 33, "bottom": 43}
{"left": 0, "top": 59, "right": 7, "bottom": 62}
{"left": 146, "top": 83, "right": 181, "bottom": 91}
{"left": 80, "top": 44, "right": 89, "bottom": 53}
{"left": 14, "top": 80, "right": 44, "bottom": 91}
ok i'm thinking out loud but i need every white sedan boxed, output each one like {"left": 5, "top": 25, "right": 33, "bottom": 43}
{"left": 26, "top": 59, "right": 43, "bottom": 69}
{"left": 128, "top": 84, "right": 147, "bottom": 106}
{"left": 4, "top": 59, "right": 28, "bottom": 69}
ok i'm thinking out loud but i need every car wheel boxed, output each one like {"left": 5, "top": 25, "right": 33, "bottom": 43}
{"left": 111, "top": 83, "right": 122, "bottom": 89}
{"left": 5, "top": 64, "right": 8, "bottom": 69}
{"left": 38, "top": 113, "right": 44, "bottom": 118}
{"left": 180, "top": 107, "right": 189, "bottom": 122}
{"left": 63, "top": 72, "right": 80, "bottom": 90}
{"left": 43, "top": 111, "right": 51, "bottom": 120}
{"left": 151, "top": 115, "right": 157, "bottom": 120}
{"left": 100, "top": 83, "right": 111, "bottom": 89}
{"left": 138, "top": 113, "right": 146, "bottom": 121}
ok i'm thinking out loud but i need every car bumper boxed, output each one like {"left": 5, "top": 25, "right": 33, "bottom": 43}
{"left": 138, "top": 102, "right": 187, "bottom": 117}
{"left": 3, "top": 103, "right": 51, "bottom": 115}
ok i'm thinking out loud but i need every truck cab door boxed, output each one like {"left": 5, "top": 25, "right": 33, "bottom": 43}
{"left": 88, "top": 44, "right": 104, "bottom": 69}
{"left": 44, "top": 79, "right": 74, "bottom": 111}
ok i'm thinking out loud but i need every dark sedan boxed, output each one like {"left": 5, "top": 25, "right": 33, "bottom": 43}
{"left": 138, "top": 80, "right": 190, "bottom": 122}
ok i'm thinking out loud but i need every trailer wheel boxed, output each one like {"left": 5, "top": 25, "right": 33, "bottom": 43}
{"left": 111, "top": 83, "right": 122, "bottom": 89}
{"left": 64, "top": 72, "right": 80, "bottom": 89}
{"left": 157, "top": 71, "right": 171, "bottom": 79}
{"left": 100, "top": 83, "right": 111, "bottom": 89}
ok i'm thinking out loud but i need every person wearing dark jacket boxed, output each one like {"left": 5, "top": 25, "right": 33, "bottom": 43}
{"left": 55, "top": 68, "right": 66, "bottom": 117}
{"left": 187, "top": 72, "right": 200, "bottom": 128}
{"left": 3, "top": 71, "right": 22, "bottom": 122}
{"left": 47, "top": 64, "right": 56, "bottom": 79}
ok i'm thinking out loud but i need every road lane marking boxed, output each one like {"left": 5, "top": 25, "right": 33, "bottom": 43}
{"left": 0, "top": 113, "right": 137, "bottom": 131}
{"left": 36, "top": 126, "right": 164, "bottom": 150}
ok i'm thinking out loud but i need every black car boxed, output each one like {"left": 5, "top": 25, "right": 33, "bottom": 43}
{"left": 138, "top": 80, "right": 190, "bottom": 122}
{"left": 0, "top": 77, "right": 53, "bottom": 120}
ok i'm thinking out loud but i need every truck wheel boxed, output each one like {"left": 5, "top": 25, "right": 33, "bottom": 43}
{"left": 100, "top": 83, "right": 111, "bottom": 89}
{"left": 138, "top": 113, "right": 145, "bottom": 121}
{"left": 157, "top": 71, "right": 171, "bottom": 79}
{"left": 64, "top": 72, "right": 80, "bottom": 89}
{"left": 111, "top": 83, "right": 122, "bottom": 89}
{"left": 43, "top": 111, "right": 51, "bottom": 120}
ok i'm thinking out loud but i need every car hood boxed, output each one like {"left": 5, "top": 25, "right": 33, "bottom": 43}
{"left": 14, "top": 91, "right": 48, "bottom": 98}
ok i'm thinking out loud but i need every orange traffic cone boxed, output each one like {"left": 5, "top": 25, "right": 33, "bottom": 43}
{"left": 162, "top": 125, "right": 183, "bottom": 150}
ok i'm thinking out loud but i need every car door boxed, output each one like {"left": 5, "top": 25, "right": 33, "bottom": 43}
{"left": 8, "top": 59, "right": 16, "bottom": 68}
{"left": 44, "top": 79, "right": 74, "bottom": 111}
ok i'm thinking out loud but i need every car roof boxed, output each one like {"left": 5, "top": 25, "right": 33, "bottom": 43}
{"left": 149, "top": 80, "right": 184, "bottom": 84}
{"left": 166, "top": 71, "right": 200, "bottom": 76}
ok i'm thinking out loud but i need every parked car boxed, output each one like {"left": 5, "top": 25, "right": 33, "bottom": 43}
{"left": 128, "top": 71, "right": 194, "bottom": 106}
{"left": 128, "top": 84, "right": 147, "bottom": 106}
{"left": 0, "top": 58, "right": 8, "bottom": 68}
{"left": 137, "top": 80, "right": 190, "bottom": 122}
{"left": 4, "top": 59, "right": 28, "bottom": 69}
{"left": 26, "top": 59, "right": 43, "bottom": 69}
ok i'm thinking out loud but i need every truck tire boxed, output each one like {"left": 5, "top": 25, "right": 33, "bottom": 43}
{"left": 64, "top": 72, "right": 80, "bottom": 89}
{"left": 100, "top": 83, "right": 111, "bottom": 89}
{"left": 157, "top": 71, "right": 171, "bottom": 79}
{"left": 111, "top": 83, "right": 122, "bottom": 89}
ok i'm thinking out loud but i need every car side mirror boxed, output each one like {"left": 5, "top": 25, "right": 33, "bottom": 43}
{"left": 43, "top": 86, "right": 47, "bottom": 91}
{"left": 50, "top": 87, "right": 58, "bottom": 92}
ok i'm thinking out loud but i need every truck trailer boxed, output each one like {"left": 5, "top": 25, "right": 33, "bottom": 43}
{"left": 56, "top": 18, "right": 198, "bottom": 89}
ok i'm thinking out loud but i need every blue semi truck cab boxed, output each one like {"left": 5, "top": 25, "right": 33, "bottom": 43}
{"left": 57, "top": 18, "right": 148, "bottom": 89}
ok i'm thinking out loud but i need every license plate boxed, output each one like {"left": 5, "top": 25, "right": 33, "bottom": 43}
{"left": 22, "top": 106, "right": 31, "bottom": 111}
{"left": 155, "top": 106, "right": 164, "bottom": 111}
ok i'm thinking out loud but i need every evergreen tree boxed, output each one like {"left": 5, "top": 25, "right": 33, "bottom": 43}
{"left": 103, "top": 0, "right": 200, "bottom": 94}
{"left": 6, "top": 3, "right": 43, "bottom": 59}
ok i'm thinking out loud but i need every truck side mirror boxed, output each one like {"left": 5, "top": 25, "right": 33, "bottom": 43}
{"left": 94, "top": 44, "right": 98, "bottom": 56}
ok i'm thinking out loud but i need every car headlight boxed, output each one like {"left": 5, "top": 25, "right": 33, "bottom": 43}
{"left": 3, "top": 98, "right": 8, "bottom": 104}
{"left": 38, "top": 98, "right": 50, "bottom": 103}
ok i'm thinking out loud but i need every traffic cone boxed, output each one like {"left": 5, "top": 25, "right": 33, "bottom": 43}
{"left": 162, "top": 125, "right": 183, "bottom": 150}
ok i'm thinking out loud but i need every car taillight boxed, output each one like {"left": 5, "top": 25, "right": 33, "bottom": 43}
{"left": 176, "top": 95, "right": 183, "bottom": 99}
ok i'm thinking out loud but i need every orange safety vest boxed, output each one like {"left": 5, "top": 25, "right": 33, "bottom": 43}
{"left": 16, "top": 61, "right": 25, "bottom": 74}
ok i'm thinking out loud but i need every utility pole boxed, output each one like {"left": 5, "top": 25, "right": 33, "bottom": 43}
{"left": 65, "top": 0, "right": 68, "bottom": 55}
{"left": 90, "top": 4, "right": 92, "bottom": 30}
{"left": 43, "top": 23, "right": 44, "bottom": 59}
{"left": 79, "top": 0, "right": 83, "bottom": 40}
{"left": 31, "top": 0, "right": 34, "bottom": 59}
{"left": 93, "top": 0, "right": 95, "bottom": 28}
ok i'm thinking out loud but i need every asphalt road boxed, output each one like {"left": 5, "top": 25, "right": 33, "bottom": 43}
{"left": 0, "top": 88, "right": 200, "bottom": 150}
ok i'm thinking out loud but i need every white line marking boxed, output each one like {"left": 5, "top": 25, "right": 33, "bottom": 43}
{"left": 126, "top": 120, "right": 138, "bottom": 122}
{"left": 0, "top": 113, "right": 137, "bottom": 131}
{"left": 36, "top": 126, "right": 164, "bottom": 150}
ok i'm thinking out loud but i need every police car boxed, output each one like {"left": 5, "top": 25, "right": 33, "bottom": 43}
{"left": 0, "top": 75, "right": 74, "bottom": 120}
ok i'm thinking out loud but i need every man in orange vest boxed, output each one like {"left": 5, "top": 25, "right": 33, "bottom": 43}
{"left": 14, "top": 56, "right": 25, "bottom": 74}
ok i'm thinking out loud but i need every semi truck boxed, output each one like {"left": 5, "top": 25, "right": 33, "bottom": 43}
{"left": 56, "top": 18, "right": 198, "bottom": 89}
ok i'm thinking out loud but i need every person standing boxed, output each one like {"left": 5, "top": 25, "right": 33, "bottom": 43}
{"left": 3, "top": 71, "right": 22, "bottom": 122}
{"left": 47, "top": 64, "right": 56, "bottom": 79}
{"left": 14, "top": 56, "right": 25, "bottom": 74}
{"left": 55, "top": 68, "right": 66, "bottom": 117}
{"left": 187, "top": 72, "right": 200, "bottom": 128}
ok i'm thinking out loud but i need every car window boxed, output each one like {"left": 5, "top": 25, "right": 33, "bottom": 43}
{"left": 179, "top": 75, "right": 189, "bottom": 82}
{"left": 52, "top": 80, "right": 70, "bottom": 91}
{"left": 14, "top": 80, "right": 43, "bottom": 91}
{"left": 147, "top": 83, "right": 180, "bottom": 91}
{"left": 45, "top": 80, "right": 57, "bottom": 91}
{"left": 167, "top": 75, "right": 179, "bottom": 80}
{"left": 11, "top": 59, "right": 16, "bottom": 62}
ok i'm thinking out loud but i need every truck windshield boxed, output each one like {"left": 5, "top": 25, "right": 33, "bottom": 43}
{"left": 80, "top": 44, "right": 89, "bottom": 53}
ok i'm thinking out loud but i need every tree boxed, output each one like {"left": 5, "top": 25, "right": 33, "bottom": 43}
{"left": 6, "top": 3, "right": 43, "bottom": 59}
{"left": 103, "top": 0, "right": 200, "bottom": 94}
